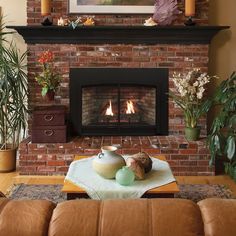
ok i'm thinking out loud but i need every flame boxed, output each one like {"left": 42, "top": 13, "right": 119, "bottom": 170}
{"left": 126, "top": 100, "right": 135, "bottom": 114}
{"left": 105, "top": 100, "right": 114, "bottom": 116}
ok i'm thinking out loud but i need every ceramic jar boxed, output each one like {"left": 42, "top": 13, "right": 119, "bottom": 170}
{"left": 116, "top": 166, "right": 135, "bottom": 186}
{"left": 92, "top": 146, "right": 126, "bottom": 179}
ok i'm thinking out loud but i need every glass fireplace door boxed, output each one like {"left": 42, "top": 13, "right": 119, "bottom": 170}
{"left": 82, "top": 85, "right": 156, "bottom": 129}
{"left": 82, "top": 86, "right": 118, "bottom": 126}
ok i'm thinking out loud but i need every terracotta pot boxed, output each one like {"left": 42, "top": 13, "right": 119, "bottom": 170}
{"left": 184, "top": 127, "right": 200, "bottom": 141}
{"left": 46, "top": 90, "right": 55, "bottom": 101}
{"left": 0, "top": 148, "right": 17, "bottom": 173}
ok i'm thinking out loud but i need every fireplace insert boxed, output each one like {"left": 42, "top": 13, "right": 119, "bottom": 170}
{"left": 70, "top": 68, "right": 168, "bottom": 136}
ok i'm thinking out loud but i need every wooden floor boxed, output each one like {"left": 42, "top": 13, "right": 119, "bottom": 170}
{"left": 1, "top": 171, "right": 236, "bottom": 196}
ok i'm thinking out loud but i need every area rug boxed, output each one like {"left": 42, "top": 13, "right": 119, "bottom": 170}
{"left": 6, "top": 184, "right": 234, "bottom": 203}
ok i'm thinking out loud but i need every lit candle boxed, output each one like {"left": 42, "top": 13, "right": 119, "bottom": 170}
{"left": 41, "top": 0, "right": 51, "bottom": 16}
{"left": 185, "top": 0, "right": 195, "bottom": 17}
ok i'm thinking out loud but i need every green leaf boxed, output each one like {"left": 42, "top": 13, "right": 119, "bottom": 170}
{"left": 233, "top": 167, "right": 236, "bottom": 182}
{"left": 229, "top": 164, "right": 235, "bottom": 178}
{"left": 224, "top": 162, "right": 230, "bottom": 174}
{"left": 214, "top": 135, "right": 220, "bottom": 150}
{"left": 226, "top": 136, "right": 235, "bottom": 160}
{"left": 229, "top": 114, "right": 236, "bottom": 129}
{"left": 41, "top": 87, "right": 48, "bottom": 96}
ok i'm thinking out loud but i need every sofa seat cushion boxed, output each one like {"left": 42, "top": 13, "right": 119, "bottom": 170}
{"left": 0, "top": 200, "right": 55, "bottom": 236}
{"left": 198, "top": 198, "right": 236, "bottom": 236}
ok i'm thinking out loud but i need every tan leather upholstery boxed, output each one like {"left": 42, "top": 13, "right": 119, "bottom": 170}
{"left": 49, "top": 198, "right": 204, "bottom": 236}
{"left": 0, "top": 197, "right": 236, "bottom": 236}
{"left": 49, "top": 200, "right": 100, "bottom": 236}
{"left": 97, "top": 199, "right": 204, "bottom": 236}
{"left": 0, "top": 199, "right": 55, "bottom": 236}
{"left": 198, "top": 198, "right": 236, "bottom": 236}
{"left": 150, "top": 199, "right": 204, "bottom": 236}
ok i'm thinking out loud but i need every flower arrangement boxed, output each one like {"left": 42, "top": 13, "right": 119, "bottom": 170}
{"left": 169, "top": 69, "right": 216, "bottom": 130}
{"left": 35, "top": 50, "right": 61, "bottom": 98}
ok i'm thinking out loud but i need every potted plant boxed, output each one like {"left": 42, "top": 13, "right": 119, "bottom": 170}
{"left": 35, "top": 50, "right": 61, "bottom": 101}
{"left": 169, "top": 69, "right": 215, "bottom": 141}
{"left": 0, "top": 18, "right": 28, "bottom": 172}
{"left": 208, "top": 72, "right": 236, "bottom": 180}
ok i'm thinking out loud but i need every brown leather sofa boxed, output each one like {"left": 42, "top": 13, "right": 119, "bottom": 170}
{"left": 0, "top": 197, "right": 236, "bottom": 236}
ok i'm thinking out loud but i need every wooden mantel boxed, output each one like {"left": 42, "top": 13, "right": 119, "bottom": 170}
{"left": 8, "top": 25, "right": 229, "bottom": 45}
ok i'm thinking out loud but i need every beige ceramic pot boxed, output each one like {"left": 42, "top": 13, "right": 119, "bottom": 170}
{"left": 92, "top": 146, "right": 126, "bottom": 179}
{"left": 0, "top": 148, "right": 17, "bottom": 173}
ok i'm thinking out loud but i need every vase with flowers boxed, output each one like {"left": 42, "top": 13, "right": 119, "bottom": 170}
{"left": 169, "top": 69, "right": 216, "bottom": 141}
{"left": 35, "top": 50, "right": 61, "bottom": 101}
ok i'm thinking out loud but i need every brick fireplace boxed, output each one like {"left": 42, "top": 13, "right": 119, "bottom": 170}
{"left": 13, "top": 0, "right": 229, "bottom": 176}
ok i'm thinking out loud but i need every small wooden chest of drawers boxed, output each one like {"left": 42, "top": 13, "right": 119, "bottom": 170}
{"left": 32, "top": 106, "right": 67, "bottom": 143}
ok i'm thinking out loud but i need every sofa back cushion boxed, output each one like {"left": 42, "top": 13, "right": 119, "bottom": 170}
{"left": 49, "top": 198, "right": 204, "bottom": 236}
{"left": 0, "top": 199, "right": 55, "bottom": 236}
{"left": 198, "top": 198, "right": 236, "bottom": 236}
{"left": 48, "top": 199, "right": 100, "bottom": 236}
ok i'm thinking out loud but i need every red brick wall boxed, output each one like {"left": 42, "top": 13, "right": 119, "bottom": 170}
{"left": 19, "top": 136, "right": 213, "bottom": 176}
{"left": 27, "top": 0, "right": 209, "bottom": 26}
{"left": 28, "top": 44, "right": 209, "bottom": 135}
{"left": 22, "top": 0, "right": 213, "bottom": 176}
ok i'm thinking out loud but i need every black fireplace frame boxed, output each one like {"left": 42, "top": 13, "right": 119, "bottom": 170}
{"left": 70, "top": 68, "right": 168, "bottom": 136}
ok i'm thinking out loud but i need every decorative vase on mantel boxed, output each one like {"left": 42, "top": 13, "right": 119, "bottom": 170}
{"left": 46, "top": 89, "right": 55, "bottom": 101}
{"left": 184, "top": 127, "right": 200, "bottom": 141}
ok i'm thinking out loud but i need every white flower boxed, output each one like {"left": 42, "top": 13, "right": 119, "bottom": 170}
{"left": 189, "top": 86, "right": 196, "bottom": 95}
{"left": 197, "top": 92, "right": 203, "bottom": 99}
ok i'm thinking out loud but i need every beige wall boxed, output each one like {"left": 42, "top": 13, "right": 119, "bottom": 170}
{"left": 0, "top": 0, "right": 27, "bottom": 53}
{"left": 209, "top": 0, "right": 236, "bottom": 78}
{"left": 208, "top": 0, "right": 236, "bottom": 128}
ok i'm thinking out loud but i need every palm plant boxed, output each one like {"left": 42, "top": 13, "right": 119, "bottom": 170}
{"left": 0, "top": 16, "right": 28, "bottom": 151}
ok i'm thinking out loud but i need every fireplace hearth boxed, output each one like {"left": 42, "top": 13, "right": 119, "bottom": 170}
{"left": 70, "top": 68, "right": 168, "bottom": 136}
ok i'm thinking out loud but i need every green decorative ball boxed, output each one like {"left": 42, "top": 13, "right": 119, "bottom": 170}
{"left": 115, "top": 166, "right": 135, "bottom": 186}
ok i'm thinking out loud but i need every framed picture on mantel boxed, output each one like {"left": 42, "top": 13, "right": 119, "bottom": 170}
{"left": 69, "top": 0, "right": 154, "bottom": 14}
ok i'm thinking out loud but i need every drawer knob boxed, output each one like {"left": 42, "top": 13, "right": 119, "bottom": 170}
{"left": 44, "top": 130, "right": 54, "bottom": 136}
{"left": 44, "top": 114, "right": 54, "bottom": 121}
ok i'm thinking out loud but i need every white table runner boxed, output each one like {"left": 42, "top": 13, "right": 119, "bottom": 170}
{"left": 65, "top": 156, "right": 176, "bottom": 200}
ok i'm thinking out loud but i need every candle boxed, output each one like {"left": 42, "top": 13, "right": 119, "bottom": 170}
{"left": 41, "top": 0, "right": 51, "bottom": 16}
{"left": 185, "top": 0, "right": 195, "bottom": 17}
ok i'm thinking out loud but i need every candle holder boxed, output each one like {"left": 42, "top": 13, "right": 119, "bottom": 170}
{"left": 41, "top": 15, "right": 53, "bottom": 26}
{"left": 184, "top": 16, "right": 196, "bottom": 26}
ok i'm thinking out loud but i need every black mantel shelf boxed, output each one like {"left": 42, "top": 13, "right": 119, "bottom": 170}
{"left": 8, "top": 25, "right": 229, "bottom": 45}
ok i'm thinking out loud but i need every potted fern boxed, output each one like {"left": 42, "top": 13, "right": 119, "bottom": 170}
{"left": 208, "top": 72, "right": 236, "bottom": 180}
{"left": 0, "top": 18, "right": 28, "bottom": 172}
